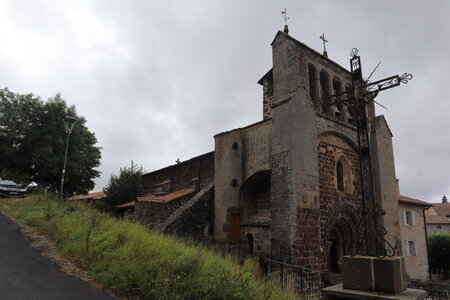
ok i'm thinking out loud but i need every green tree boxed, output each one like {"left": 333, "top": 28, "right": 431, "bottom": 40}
{"left": 442, "top": 194, "right": 448, "bottom": 203}
{"left": 0, "top": 88, "right": 101, "bottom": 195}
{"left": 428, "top": 233, "right": 450, "bottom": 279}
{"left": 102, "top": 161, "right": 143, "bottom": 212}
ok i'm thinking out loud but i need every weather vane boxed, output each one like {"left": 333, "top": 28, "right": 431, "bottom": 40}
{"left": 281, "top": 8, "right": 289, "bottom": 33}
{"left": 280, "top": 8, "right": 289, "bottom": 26}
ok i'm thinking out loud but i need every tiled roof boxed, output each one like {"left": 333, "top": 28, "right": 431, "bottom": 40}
{"left": 427, "top": 215, "right": 450, "bottom": 224}
{"left": 431, "top": 203, "right": 450, "bottom": 217}
{"left": 155, "top": 180, "right": 171, "bottom": 187}
{"left": 398, "top": 195, "right": 432, "bottom": 207}
{"left": 137, "top": 189, "right": 195, "bottom": 204}
{"left": 117, "top": 201, "right": 135, "bottom": 208}
{"left": 69, "top": 191, "right": 106, "bottom": 201}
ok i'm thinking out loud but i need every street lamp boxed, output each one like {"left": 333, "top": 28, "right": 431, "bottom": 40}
{"left": 59, "top": 116, "right": 78, "bottom": 206}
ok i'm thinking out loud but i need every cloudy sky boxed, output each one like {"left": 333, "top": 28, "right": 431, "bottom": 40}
{"left": 0, "top": 0, "right": 448, "bottom": 203}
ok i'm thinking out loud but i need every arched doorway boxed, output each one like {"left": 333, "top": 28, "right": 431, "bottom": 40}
{"left": 328, "top": 217, "right": 353, "bottom": 273}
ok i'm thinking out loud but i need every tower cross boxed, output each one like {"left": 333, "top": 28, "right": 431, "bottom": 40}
{"left": 319, "top": 33, "right": 328, "bottom": 52}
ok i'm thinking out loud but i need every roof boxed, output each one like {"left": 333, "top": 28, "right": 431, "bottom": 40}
{"left": 155, "top": 180, "right": 171, "bottom": 187}
{"left": 214, "top": 118, "right": 271, "bottom": 138}
{"left": 69, "top": 191, "right": 106, "bottom": 201}
{"left": 426, "top": 215, "right": 450, "bottom": 225}
{"left": 137, "top": 189, "right": 195, "bottom": 204}
{"left": 431, "top": 203, "right": 450, "bottom": 216}
{"left": 398, "top": 195, "right": 432, "bottom": 208}
{"left": 117, "top": 201, "right": 135, "bottom": 208}
{"left": 257, "top": 68, "right": 273, "bottom": 85}
{"left": 271, "top": 31, "right": 351, "bottom": 75}
{"left": 142, "top": 151, "right": 214, "bottom": 178}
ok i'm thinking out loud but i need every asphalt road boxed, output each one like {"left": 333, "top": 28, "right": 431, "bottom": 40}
{"left": 0, "top": 212, "right": 118, "bottom": 300}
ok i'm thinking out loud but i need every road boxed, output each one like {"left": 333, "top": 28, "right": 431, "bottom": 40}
{"left": 0, "top": 212, "right": 118, "bottom": 300}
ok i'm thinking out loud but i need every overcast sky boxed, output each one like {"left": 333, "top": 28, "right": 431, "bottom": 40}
{"left": 0, "top": 0, "right": 448, "bottom": 203}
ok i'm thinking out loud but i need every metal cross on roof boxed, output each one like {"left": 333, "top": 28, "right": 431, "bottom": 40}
{"left": 319, "top": 33, "right": 328, "bottom": 53}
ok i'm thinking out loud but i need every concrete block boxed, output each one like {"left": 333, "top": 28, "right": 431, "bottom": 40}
{"left": 373, "top": 257, "right": 407, "bottom": 294}
{"left": 342, "top": 256, "right": 375, "bottom": 291}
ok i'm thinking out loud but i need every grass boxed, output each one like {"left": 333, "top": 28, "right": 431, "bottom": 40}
{"left": 0, "top": 194, "right": 298, "bottom": 300}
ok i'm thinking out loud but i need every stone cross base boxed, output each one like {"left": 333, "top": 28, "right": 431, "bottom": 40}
{"left": 322, "top": 256, "right": 427, "bottom": 299}
{"left": 323, "top": 284, "right": 427, "bottom": 300}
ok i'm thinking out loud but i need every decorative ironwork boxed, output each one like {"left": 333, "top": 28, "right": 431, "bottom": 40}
{"left": 350, "top": 48, "right": 359, "bottom": 58}
{"left": 320, "top": 48, "right": 412, "bottom": 258}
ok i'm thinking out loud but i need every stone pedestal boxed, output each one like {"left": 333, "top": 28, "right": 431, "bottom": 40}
{"left": 323, "top": 284, "right": 427, "bottom": 300}
{"left": 324, "top": 256, "right": 426, "bottom": 300}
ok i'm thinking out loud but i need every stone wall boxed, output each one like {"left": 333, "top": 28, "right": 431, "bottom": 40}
{"left": 214, "top": 120, "right": 272, "bottom": 242}
{"left": 135, "top": 193, "right": 195, "bottom": 227}
{"left": 317, "top": 133, "right": 362, "bottom": 271}
{"left": 141, "top": 151, "right": 214, "bottom": 196}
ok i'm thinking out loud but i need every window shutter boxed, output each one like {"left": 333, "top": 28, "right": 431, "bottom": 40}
{"left": 414, "top": 241, "right": 418, "bottom": 256}
{"left": 412, "top": 211, "right": 416, "bottom": 225}
{"left": 405, "top": 241, "right": 411, "bottom": 256}
{"left": 403, "top": 211, "right": 407, "bottom": 225}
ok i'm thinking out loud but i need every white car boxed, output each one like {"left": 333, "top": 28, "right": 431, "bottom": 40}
{"left": 0, "top": 180, "right": 27, "bottom": 198}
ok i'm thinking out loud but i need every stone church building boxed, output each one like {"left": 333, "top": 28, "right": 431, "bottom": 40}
{"left": 135, "top": 28, "right": 403, "bottom": 273}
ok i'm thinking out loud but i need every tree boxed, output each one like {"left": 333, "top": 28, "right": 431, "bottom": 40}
{"left": 0, "top": 88, "right": 101, "bottom": 195}
{"left": 428, "top": 233, "right": 450, "bottom": 279}
{"left": 442, "top": 194, "right": 448, "bottom": 203}
{"left": 102, "top": 161, "right": 143, "bottom": 212}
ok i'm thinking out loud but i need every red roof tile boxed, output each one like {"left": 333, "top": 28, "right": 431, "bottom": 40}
{"left": 398, "top": 195, "right": 432, "bottom": 207}
{"left": 155, "top": 180, "right": 171, "bottom": 187}
{"left": 137, "top": 189, "right": 195, "bottom": 204}
{"left": 69, "top": 192, "right": 106, "bottom": 201}
{"left": 431, "top": 203, "right": 450, "bottom": 217}
{"left": 117, "top": 201, "right": 135, "bottom": 208}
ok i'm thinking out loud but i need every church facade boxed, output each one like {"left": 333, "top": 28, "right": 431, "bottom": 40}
{"left": 136, "top": 28, "right": 403, "bottom": 273}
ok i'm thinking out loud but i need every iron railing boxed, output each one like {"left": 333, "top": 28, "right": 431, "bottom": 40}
{"left": 408, "top": 280, "right": 450, "bottom": 300}
{"left": 259, "top": 253, "right": 342, "bottom": 299}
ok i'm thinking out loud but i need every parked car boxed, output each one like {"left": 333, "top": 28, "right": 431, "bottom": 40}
{"left": 0, "top": 180, "right": 27, "bottom": 198}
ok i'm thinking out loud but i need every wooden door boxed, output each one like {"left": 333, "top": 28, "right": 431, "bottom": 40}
{"left": 230, "top": 214, "right": 241, "bottom": 244}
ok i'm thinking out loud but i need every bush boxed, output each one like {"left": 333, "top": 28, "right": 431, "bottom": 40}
{"left": 428, "top": 232, "right": 450, "bottom": 279}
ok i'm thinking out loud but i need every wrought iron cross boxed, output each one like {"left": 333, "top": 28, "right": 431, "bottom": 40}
{"left": 324, "top": 48, "right": 412, "bottom": 257}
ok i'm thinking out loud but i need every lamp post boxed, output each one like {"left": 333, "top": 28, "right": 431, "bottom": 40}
{"left": 59, "top": 116, "right": 78, "bottom": 206}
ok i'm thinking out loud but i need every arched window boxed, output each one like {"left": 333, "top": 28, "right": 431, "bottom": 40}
{"left": 320, "top": 71, "right": 330, "bottom": 113}
{"left": 308, "top": 64, "right": 317, "bottom": 103}
{"left": 337, "top": 161, "right": 344, "bottom": 191}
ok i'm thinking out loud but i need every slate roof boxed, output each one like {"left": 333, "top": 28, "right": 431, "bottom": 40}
{"left": 137, "top": 189, "right": 195, "bottom": 204}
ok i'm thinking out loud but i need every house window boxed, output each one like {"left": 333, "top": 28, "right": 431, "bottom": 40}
{"left": 406, "top": 241, "right": 418, "bottom": 256}
{"left": 337, "top": 161, "right": 344, "bottom": 191}
{"left": 403, "top": 210, "right": 416, "bottom": 226}
{"left": 232, "top": 142, "right": 238, "bottom": 150}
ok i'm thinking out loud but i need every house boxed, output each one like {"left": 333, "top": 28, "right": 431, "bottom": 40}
{"left": 69, "top": 191, "right": 106, "bottom": 202}
{"left": 135, "top": 26, "right": 406, "bottom": 273}
{"left": 398, "top": 195, "right": 432, "bottom": 280}
{"left": 425, "top": 202, "right": 450, "bottom": 233}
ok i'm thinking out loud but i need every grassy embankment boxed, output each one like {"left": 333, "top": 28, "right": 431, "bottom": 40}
{"left": 0, "top": 194, "right": 298, "bottom": 300}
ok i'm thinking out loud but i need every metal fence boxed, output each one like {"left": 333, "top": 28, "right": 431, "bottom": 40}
{"left": 408, "top": 280, "right": 450, "bottom": 300}
{"left": 259, "top": 253, "right": 342, "bottom": 300}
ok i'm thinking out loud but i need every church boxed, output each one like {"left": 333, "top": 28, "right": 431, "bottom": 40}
{"left": 133, "top": 26, "right": 404, "bottom": 273}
